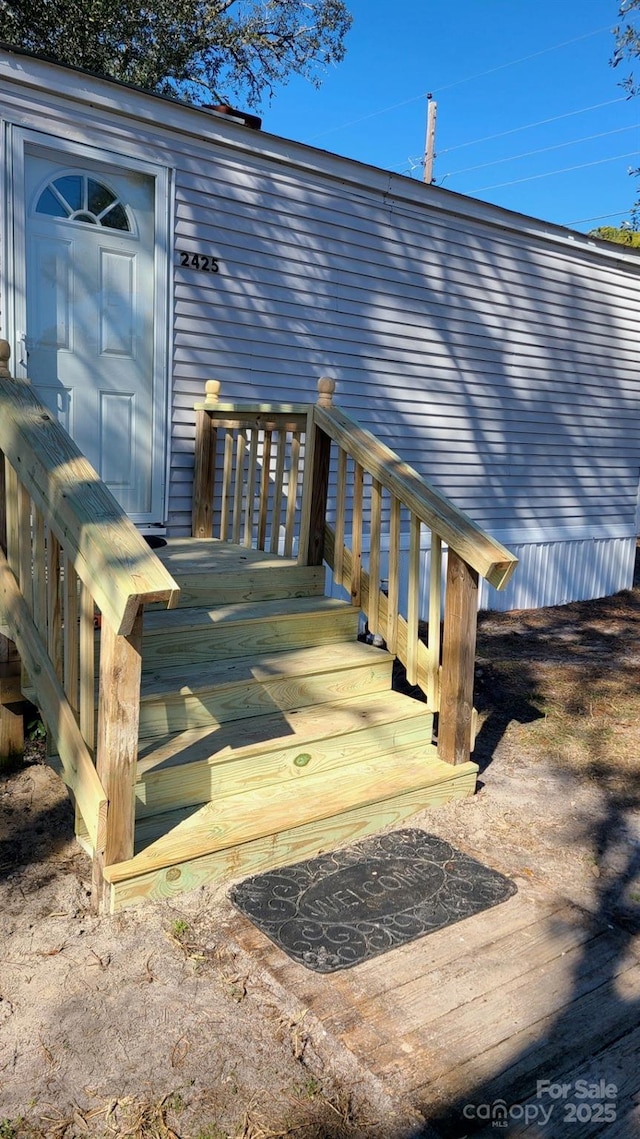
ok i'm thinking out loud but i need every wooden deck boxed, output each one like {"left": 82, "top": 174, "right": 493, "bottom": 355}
{"left": 227, "top": 875, "right": 640, "bottom": 1137}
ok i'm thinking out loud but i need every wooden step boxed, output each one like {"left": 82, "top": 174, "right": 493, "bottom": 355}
{"left": 151, "top": 539, "right": 325, "bottom": 607}
{"left": 141, "top": 596, "right": 361, "bottom": 667}
{"left": 104, "top": 753, "right": 478, "bottom": 911}
{"left": 138, "top": 640, "right": 394, "bottom": 739}
{"left": 135, "top": 690, "right": 434, "bottom": 819}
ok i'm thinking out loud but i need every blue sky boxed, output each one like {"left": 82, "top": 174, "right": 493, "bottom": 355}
{"left": 263, "top": 0, "right": 640, "bottom": 233}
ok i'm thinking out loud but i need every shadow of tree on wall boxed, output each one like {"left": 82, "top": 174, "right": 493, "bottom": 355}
{"left": 174, "top": 158, "right": 639, "bottom": 618}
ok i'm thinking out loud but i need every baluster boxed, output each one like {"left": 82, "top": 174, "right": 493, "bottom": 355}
{"left": 79, "top": 582, "right": 95, "bottom": 753}
{"left": 334, "top": 448, "right": 347, "bottom": 587}
{"left": 284, "top": 431, "right": 301, "bottom": 557}
{"left": 257, "top": 430, "right": 272, "bottom": 550}
{"left": 18, "top": 485, "right": 32, "bottom": 613}
{"left": 387, "top": 497, "right": 401, "bottom": 654}
{"left": 0, "top": 436, "right": 23, "bottom": 762}
{"left": 219, "top": 429, "right": 234, "bottom": 541}
{"left": 351, "top": 462, "right": 363, "bottom": 607}
{"left": 407, "top": 513, "right": 421, "bottom": 686}
{"left": 33, "top": 507, "right": 47, "bottom": 636}
{"left": 244, "top": 429, "right": 259, "bottom": 546}
{"left": 270, "top": 430, "right": 286, "bottom": 554}
{"left": 427, "top": 533, "right": 442, "bottom": 709}
{"left": 232, "top": 429, "right": 246, "bottom": 545}
{"left": 5, "top": 461, "right": 19, "bottom": 579}
{"left": 368, "top": 478, "right": 382, "bottom": 636}
{"left": 47, "top": 531, "right": 63, "bottom": 683}
{"left": 63, "top": 558, "right": 79, "bottom": 717}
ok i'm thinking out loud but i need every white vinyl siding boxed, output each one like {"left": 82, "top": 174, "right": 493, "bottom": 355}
{"left": 1, "top": 53, "right": 639, "bottom": 609}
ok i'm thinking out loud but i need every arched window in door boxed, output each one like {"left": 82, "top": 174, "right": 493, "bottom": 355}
{"left": 35, "top": 174, "right": 131, "bottom": 231}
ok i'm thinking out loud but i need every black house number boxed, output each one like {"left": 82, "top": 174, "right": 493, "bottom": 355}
{"left": 179, "top": 251, "right": 220, "bottom": 273}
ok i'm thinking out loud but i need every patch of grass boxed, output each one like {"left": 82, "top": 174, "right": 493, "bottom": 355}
{"left": 0, "top": 1121, "right": 21, "bottom": 1139}
{"left": 295, "top": 1075, "right": 322, "bottom": 1099}
{"left": 0, "top": 1121, "right": 43, "bottom": 1139}
{"left": 171, "top": 918, "right": 190, "bottom": 939}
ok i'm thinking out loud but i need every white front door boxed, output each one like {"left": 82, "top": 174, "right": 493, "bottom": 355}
{"left": 18, "top": 144, "right": 166, "bottom": 522}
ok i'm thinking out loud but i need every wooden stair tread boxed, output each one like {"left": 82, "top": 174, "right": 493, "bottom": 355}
{"left": 140, "top": 640, "right": 392, "bottom": 696}
{"left": 150, "top": 540, "right": 325, "bottom": 606}
{"left": 137, "top": 689, "right": 433, "bottom": 775}
{"left": 143, "top": 594, "right": 356, "bottom": 634}
{"left": 138, "top": 641, "right": 394, "bottom": 738}
{"left": 106, "top": 752, "right": 477, "bottom": 882}
{"left": 154, "top": 538, "right": 300, "bottom": 571}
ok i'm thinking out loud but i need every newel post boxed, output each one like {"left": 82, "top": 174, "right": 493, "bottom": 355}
{"left": 438, "top": 550, "right": 479, "bottom": 765}
{"left": 192, "top": 379, "right": 221, "bottom": 539}
{"left": 0, "top": 340, "right": 25, "bottom": 765}
{"left": 303, "top": 377, "right": 335, "bottom": 567}
{"left": 92, "top": 606, "right": 144, "bottom": 911}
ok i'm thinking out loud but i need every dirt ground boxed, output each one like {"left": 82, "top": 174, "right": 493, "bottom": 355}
{"left": 1, "top": 555, "right": 639, "bottom": 1138}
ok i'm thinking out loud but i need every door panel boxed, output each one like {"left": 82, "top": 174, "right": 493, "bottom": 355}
{"left": 23, "top": 147, "right": 160, "bottom": 519}
{"left": 99, "top": 249, "right": 136, "bottom": 357}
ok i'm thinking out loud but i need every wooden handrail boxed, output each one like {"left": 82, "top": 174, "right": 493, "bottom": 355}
{"left": 312, "top": 399, "right": 517, "bottom": 591}
{"left": 0, "top": 356, "right": 179, "bottom": 636}
{"left": 192, "top": 376, "right": 518, "bottom": 768}
{"left": 0, "top": 339, "right": 181, "bottom": 906}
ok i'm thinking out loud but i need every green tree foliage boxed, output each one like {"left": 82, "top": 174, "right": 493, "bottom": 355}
{"left": 0, "top": 0, "right": 352, "bottom": 106}
{"left": 612, "top": 0, "right": 640, "bottom": 95}
{"left": 612, "top": 2, "right": 640, "bottom": 216}
{"left": 588, "top": 224, "right": 640, "bottom": 246}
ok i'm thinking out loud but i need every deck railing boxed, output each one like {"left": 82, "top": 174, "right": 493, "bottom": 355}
{"left": 0, "top": 341, "right": 179, "bottom": 907}
{"left": 193, "top": 377, "right": 518, "bottom": 765}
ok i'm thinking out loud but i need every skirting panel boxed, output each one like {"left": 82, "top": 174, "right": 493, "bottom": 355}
{"left": 327, "top": 534, "right": 637, "bottom": 616}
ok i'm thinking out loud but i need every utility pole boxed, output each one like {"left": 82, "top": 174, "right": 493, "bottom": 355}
{"left": 423, "top": 94, "right": 437, "bottom": 185}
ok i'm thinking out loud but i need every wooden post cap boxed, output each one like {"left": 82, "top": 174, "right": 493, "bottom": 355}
{"left": 0, "top": 340, "right": 11, "bottom": 378}
{"left": 317, "top": 377, "right": 336, "bottom": 407}
{"left": 204, "top": 379, "right": 221, "bottom": 402}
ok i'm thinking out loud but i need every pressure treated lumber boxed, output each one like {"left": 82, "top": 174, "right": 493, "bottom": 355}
{"left": 313, "top": 401, "right": 518, "bottom": 590}
{"left": 92, "top": 608, "right": 144, "bottom": 908}
{"left": 135, "top": 690, "right": 434, "bottom": 818}
{"left": 438, "top": 550, "right": 479, "bottom": 765}
{"left": 152, "top": 540, "right": 324, "bottom": 606}
{"left": 107, "top": 768, "right": 476, "bottom": 911}
{"left": 138, "top": 640, "right": 394, "bottom": 738}
{"left": 0, "top": 370, "right": 180, "bottom": 634}
{"left": 323, "top": 525, "right": 435, "bottom": 699}
{"left": 192, "top": 407, "right": 217, "bottom": 538}
{"left": 0, "top": 665, "right": 24, "bottom": 764}
{"left": 104, "top": 757, "right": 477, "bottom": 903}
{"left": 0, "top": 546, "right": 106, "bottom": 847}
{"left": 141, "top": 595, "right": 361, "bottom": 667}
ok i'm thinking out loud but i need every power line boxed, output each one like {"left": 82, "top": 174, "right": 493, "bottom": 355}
{"left": 437, "top": 97, "right": 628, "bottom": 157}
{"left": 306, "top": 25, "right": 612, "bottom": 142}
{"left": 390, "top": 96, "right": 632, "bottom": 175}
{"left": 563, "top": 209, "right": 635, "bottom": 226}
{"left": 434, "top": 26, "right": 613, "bottom": 95}
{"left": 441, "top": 123, "right": 639, "bottom": 182}
{"left": 468, "top": 151, "right": 640, "bottom": 193}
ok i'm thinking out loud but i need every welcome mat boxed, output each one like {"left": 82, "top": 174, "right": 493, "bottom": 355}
{"left": 229, "top": 829, "right": 517, "bottom": 973}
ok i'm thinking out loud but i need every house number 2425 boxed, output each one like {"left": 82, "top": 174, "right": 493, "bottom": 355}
{"left": 179, "top": 251, "right": 220, "bottom": 273}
